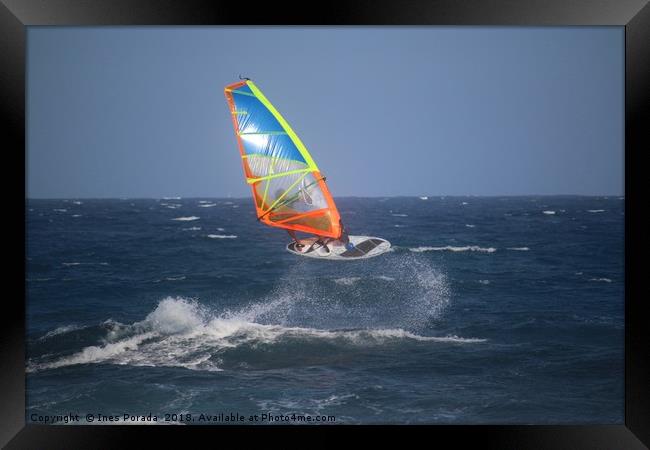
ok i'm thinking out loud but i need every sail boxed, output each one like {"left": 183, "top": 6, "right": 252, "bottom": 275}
{"left": 224, "top": 80, "right": 342, "bottom": 239}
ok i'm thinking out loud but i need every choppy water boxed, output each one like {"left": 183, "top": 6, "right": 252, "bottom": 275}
{"left": 26, "top": 196, "right": 624, "bottom": 424}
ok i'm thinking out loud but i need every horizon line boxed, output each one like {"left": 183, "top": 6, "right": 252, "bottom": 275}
{"left": 26, "top": 194, "right": 625, "bottom": 200}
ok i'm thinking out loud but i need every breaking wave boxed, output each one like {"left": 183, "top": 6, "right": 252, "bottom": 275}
{"left": 172, "top": 216, "right": 199, "bottom": 221}
{"left": 28, "top": 255, "right": 482, "bottom": 373}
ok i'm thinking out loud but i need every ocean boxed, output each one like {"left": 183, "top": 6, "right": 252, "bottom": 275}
{"left": 25, "top": 196, "right": 624, "bottom": 424}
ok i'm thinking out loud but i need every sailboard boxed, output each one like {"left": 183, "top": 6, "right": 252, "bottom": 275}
{"left": 224, "top": 78, "right": 391, "bottom": 260}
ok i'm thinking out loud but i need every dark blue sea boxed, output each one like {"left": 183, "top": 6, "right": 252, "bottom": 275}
{"left": 26, "top": 196, "right": 624, "bottom": 424}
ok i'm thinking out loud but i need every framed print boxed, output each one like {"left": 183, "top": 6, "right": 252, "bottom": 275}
{"left": 2, "top": 0, "right": 649, "bottom": 448}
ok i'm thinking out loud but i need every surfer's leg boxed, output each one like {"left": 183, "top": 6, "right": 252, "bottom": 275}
{"left": 287, "top": 230, "right": 304, "bottom": 249}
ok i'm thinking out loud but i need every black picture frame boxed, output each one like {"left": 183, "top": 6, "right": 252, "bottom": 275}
{"left": 3, "top": 1, "right": 648, "bottom": 447}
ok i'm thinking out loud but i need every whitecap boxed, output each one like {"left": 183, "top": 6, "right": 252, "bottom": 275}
{"left": 27, "top": 297, "right": 485, "bottom": 373}
{"left": 198, "top": 204, "right": 216, "bottom": 208}
{"left": 465, "top": 224, "right": 475, "bottom": 228}
{"left": 419, "top": 196, "right": 428, "bottom": 200}
{"left": 589, "top": 278, "right": 612, "bottom": 283}
{"left": 587, "top": 209, "right": 605, "bottom": 213}
{"left": 207, "top": 234, "right": 237, "bottom": 239}
{"left": 543, "top": 210, "right": 556, "bottom": 215}
{"left": 38, "top": 324, "right": 83, "bottom": 341}
{"left": 409, "top": 246, "right": 496, "bottom": 253}
{"left": 172, "top": 216, "right": 199, "bottom": 221}
{"left": 334, "top": 277, "right": 361, "bottom": 286}
{"left": 506, "top": 247, "right": 529, "bottom": 251}
{"left": 391, "top": 213, "right": 408, "bottom": 217}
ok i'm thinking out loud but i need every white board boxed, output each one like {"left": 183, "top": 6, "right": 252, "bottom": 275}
{"left": 286, "top": 235, "right": 391, "bottom": 260}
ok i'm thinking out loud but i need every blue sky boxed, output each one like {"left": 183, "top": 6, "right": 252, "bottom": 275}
{"left": 27, "top": 27, "right": 624, "bottom": 198}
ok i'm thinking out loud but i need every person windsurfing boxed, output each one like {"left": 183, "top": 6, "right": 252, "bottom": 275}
{"left": 288, "top": 218, "right": 352, "bottom": 253}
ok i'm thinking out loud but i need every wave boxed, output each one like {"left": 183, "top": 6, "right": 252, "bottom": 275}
{"left": 587, "top": 209, "right": 605, "bottom": 213}
{"left": 207, "top": 234, "right": 237, "bottom": 239}
{"left": 391, "top": 213, "right": 408, "bottom": 217}
{"left": 198, "top": 204, "right": 216, "bottom": 208}
{"left": 589, "top": 278, "right": 612, "bottom": 283}
{"left": 182, "top": 226, "right": 201, "bottom": 231}
{"left": 53, "top": 209, "right": 67, "bottom": 212}
{"left": 419, "top": 196, "right": 428, "bottom": 200}
{"left": 506, "top": 247, "right": 529, "bottom": 251}
{"left": 542, "top": 210, "right": 556, "bottom": 215}
{"left": 409, "top": 246, "right": 496, "bottom": 253}
{"left": 38, "top": 324, "right": 83, "bottom": 341}
{"left": 28, "top": 295, "right": 483, "bottom": 373}
{"left": 334, "top": 277, "right": 361, "bottom": 286}
{"left": 172, "top": 216, "right": 199, "bottom": 221}
{"left": 465, "top": 224, "right": 475, "bottom": 228}
{"left": 62, "top": 262, "right": 109, "bottom": 266}
{"left": 165, "top": 276, "right": 186, "bottom": 281}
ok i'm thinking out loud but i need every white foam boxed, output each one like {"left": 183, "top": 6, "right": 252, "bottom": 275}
{"left": 62, "top": 262, "right": 109, "bottom": 266}
{"left": 589, "top": 278, "right": 612, "bottom": 283}
{"left": 507, "top": 247, "right": 529, "bottom": 251}
{"left": 29, "top": 293, "right": 483, "bottom": 373}
{"left": 71, "top": 214, "right": 82, "bottom": 218}
{"left": 166, "top": 204, "right": 181, "bottom": 209}
{"left": 198, "top": 201, "right": 211, "bottom": 204}
{"left": 478, "top": 280, "right": 490, "bottom": 285}
{"left": 391, "top": 213, "right": 408, "bottom": 217}
{"left": 217, "top": 228, "right": 225, "bottom": 232}
{"left": 393, "top": 224, "right": 405, "bottom": 228}
{"left": 419, "top": 196, "right": 428, "bottom": 200}
{"left": 465, "top": 224, "right": 475, "bottom": 228}
{"left": 72, "top": 201, "right": 82, "bottom": 205}
{"left": 163, "top": 197, "right": 181, "bottom": 200}
{"left": 587, "top": 209, "right": 605, "bottom": 213}
{"left": 53, "top": 209, "right": 67, "bottom": 212}
{"left": 198, "top": 204, "right": 216, "bottom": 208}
{"left": 182, "top": 227, "right": 201, "bottom": 231}
{"left": 334, "top": 277, "right": 361, "bottom": 286}
{"left": 165, "top": 276, "right": 186, "bottom": 281}
{"left": 38, "top": 325, "right": 83, "bottom": 341}
{"left": 461, "top": 202, "right": 468, "bottom": 205}
{"left": 375, "top": 275, "right": 395, "bottom": 281}
{"left": 543, "top": 210, "right": 556, "bottom": 215}
{"left": 207, "top": 234, "right": 237, "bottom": 239}
{"left": 172, "top": 216, "right": 199, "bottom": 221}
{"left": 409, "top": 246, "right": 496, "bottom": 253}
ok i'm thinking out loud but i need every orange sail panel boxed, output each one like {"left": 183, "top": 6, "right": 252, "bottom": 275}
{"left": 224, "top": 80, "right": 341, "bottom": 239}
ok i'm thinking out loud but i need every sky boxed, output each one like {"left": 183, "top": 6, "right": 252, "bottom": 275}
{"left": 27, "top": 27, "right": 624, "bottom": 198}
